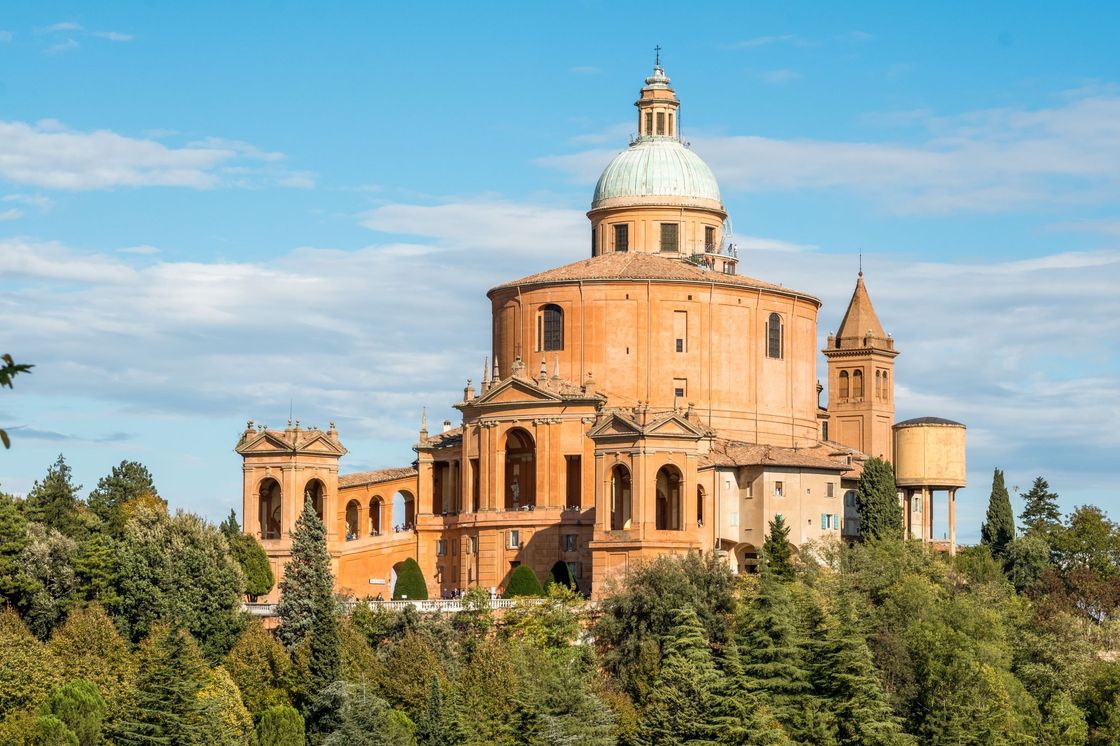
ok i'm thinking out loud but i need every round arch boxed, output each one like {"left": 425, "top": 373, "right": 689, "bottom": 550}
{"left": 655, "top": 464, "right": 683, "bottom": 531}
{"left": 610, "top": 463, "right": 632, "bottom": 530}
{"left": 696, "top": 484, "right": 705, "bottom": 528}
{"left": 392, "top": 490, "right": 415, "bottom": 531}
{"left": 303, "top": 478, "right": 325, "bottom": 522}
{"left": 369, "top": 496, "right": 383, "bottom": 536}
{"left": 504, "top": 428, "right": 536, "bottom": 510}
{"left": 734, "top": 543, "right": 760, "bottom": 574}
{"left": 258, "top": 477, "right": 282, "bottom": 540}
{"left": 344, "top": 499, "right": 360, "bottom": 541}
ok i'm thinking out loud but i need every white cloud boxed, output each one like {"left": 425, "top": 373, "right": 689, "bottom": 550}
{"left": 0, "top": 238, "right": 138, "bottom": 283}
{"left": 0, "top": 208, "right": 22, "bottom": 221}
{"left": 0, "top": 31, "right": 13, "bottom": 43}
{"left": 542, "top": 90, "right": 1120, "bottom": 215}
{"left": 45, "top": 38, "right": 79, "bottom": 55}
{"left": 0, "top": 120, "right": 308, "bottom": 191}
{"left": 92, "top": 31, "right": 133, "bottom": 42}
{"left": 3, "top": 193, "right": 54, "bottom": 210}
{"left": 117, "top": 244, "right": 160, "bottom": 255}
{"left": 42, "top": 22, "right": 81, "bottom": 33}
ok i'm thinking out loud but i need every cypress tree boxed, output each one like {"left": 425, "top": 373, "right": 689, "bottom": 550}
{"left": 763, "top": 514, "right": 795, "bottom": 581}
{"left": 113, "top": 626, "right": 209, "bottom": 745}
{"left": 1019, "top": 476, "right": 1062, "bottom": 537}
{"left": 545, "top": 559, "right": 576, "bottom": 590}
{"left": 26, "top": 454, "right": 85, "bottom": 539}
{"left": 503, "top": 564, "right": 544, "bottom": 598}
{"left": 980, "top": 468, "right": 1015, "bottom": 558}
{"left": 392, "top": 557, "right": 429, "bottom": 600}
{"left": 640, "top": 606, "right": 724, "bottom": 744}
{"left": 856, "top": 457, "right": 903, "bottom": 541}
{"left": 277, "top": 498, "right": 340, "bottom": 694}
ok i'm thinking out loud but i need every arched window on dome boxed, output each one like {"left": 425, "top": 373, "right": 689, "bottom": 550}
{"left": 537, "top": 304, "right": 564, "bottom": 352}
{"left": 853, "top": 370, "right": 864, "bottom": 399}
{"left": 766, "top": 313, "right": 784, "bottom": 359}
{"left": 839, "top": 371, "right": 850, "bottom": 399}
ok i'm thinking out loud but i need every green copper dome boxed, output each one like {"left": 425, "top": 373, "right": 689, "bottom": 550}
{"left": 592, "top": 137, "right": 722, "bottom": 207}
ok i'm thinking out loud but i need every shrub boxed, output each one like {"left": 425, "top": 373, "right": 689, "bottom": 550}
{"left": 503, "top": 565, "right": 544, "bottom": 598}
{"left": 256, "top": 704, "right": 305, "bottom": 746}
{"left": 393, "top": 558, "right": 428, "bottom": 600}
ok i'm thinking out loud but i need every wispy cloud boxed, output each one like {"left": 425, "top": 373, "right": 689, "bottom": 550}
{"left": 41, "top": 22, "right": 82, "bottom": 33}
{"left": 0, "top": 31, "right": 13, "bottom": 43}
{"left": 45, "top": 38, "right": 79, "bottom": 55}
{"left": 731, "top": 34, "right": 812, "bottom": 49}
{"left": 91, "top": 31, "right": 133, "bottom": 42}
{"left": 0, "top": 208, "right": 22, "bottom": 221}
{"left": 838, "top": 31, "right": 875, "bottom": 43}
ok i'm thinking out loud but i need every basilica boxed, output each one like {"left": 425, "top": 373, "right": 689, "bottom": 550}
{"left": 236, "top": 60, "right": 967, "bottom": 600}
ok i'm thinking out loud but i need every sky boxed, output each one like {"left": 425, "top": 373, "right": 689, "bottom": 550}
{"left": 1, "top": 1, "right": 1118, "bottom": 543}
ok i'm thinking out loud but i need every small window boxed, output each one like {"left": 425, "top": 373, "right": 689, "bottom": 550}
{"left": 564, "top": 534, "right": 577, "bottom": 552}
{"left": 591, "top": 227, "right": 597, "bottom": 257}
{"left": 668, "top": 113, "right": 674, "bottom": 136}
{"left": 912, "top": 496, "right": 922, "bottom": 513}
{"left": 767, "top": 313, "right": 784, "bottom": 359}
{"left": 730, "top": 511, "right": 738, "bottom": 527}
{"left": 508, "top": 530, "right": 520, "bottom": 549}
{"left": 673, "top": 310, "right": 687, "bottom": 353}
{"left": 676, "top": 339, "right": 684, "bottom": 353}
{"left": 822, "top": 421, "right": 829, "bottom": 441}
{"left": 566, "top": 561, "right": 580, "bottom": 579}
{"left": 839, "top": 371, "right": 850, "bottom": 399}
{"left": 673, "top": 378, "right": 687, "bottom": 399}
{"left": 827, "top": 482, "right": 835, "bottom": 498}
{"left": 645, "top": 112, "right": 653, "bottom": 136}
{"left": 465, "top": 536, "right": 474, "bottom": 554}
{"left": 660, "top": 223, "right": 679, "bottom": 253}
{"left": 774, "top": 481, "right": 784, "bottom": 497}
{"left": 656, "top": 111, "right": 665, "bottom": 135}
{"left": 614, "top": 224, "right": 629, "bottom": 252}
{"left": 853, "top": 370, "right": 864, "bottom": 398}
{"left": 436, "top": 539, "right": 447, "bottom": 556}
{"left": 705, "top": 226, "right": 716, "bottom": 251}
{"left": 875, "top": 370, "right": 882, "bottom": 399}
{"left": 539, "top": 304, "right": 563, "bottom": 352}
{"left": 845, "top": 490, "right": 856, "bottom": 508}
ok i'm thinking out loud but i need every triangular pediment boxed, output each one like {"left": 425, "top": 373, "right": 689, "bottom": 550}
{"left": 477, "top": 377, "right": 563, "bottom": 405}
{"left": 588, "top": 413, "right": 643, "bottom": 439}
{"left": 646, "top": 413, "right": 707, "bottom": 438}
{"left": 236, "top": 429, "right": 347, "bottom": 457}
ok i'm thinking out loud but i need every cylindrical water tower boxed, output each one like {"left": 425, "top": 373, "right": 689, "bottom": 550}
{"left": 893, "top": 417, "right": 966, "bottom": 553}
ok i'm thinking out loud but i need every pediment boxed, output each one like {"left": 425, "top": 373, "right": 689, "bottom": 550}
{"left": 646, "top": 414, "right": 707, "bottom": 439}
{"left": 588, "top": 413, "right": 643, "bottom": 439}
{"left": 236, "top": 429, "right": 347, "bottom": 457}
{"left": 477, "top": 377, "right": 563, "bottom": 406}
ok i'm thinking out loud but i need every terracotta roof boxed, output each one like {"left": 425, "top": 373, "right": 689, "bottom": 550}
{"left": 420, "top": 426, "right": 463, "bottom": 450}
{"left": 701, "top": 438, "right": 854, "bottom": 472}
{"left": 338, "top": 466, "right": 418, "bottom": 488}
{"left": 834, "top": 273, "right": 886, "bottom": 344}
{"left": 488, "top": 252, "right": 818, "bottom": 302}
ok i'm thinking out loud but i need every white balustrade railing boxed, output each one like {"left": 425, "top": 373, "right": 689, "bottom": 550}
{"left": 243, "top": 597, "right": 539, "bottom": 617}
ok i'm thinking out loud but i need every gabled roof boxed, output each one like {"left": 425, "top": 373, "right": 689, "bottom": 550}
{"left": 700, "top": 438, "right": 853, "bottom": 472}
{"left": 588, "top": 409, "right": 709, "bottom": 440}
{"left": 235, "top": 427, "right": 347, "bottom": 457}
{"left": 488, "top": 252, "right": 818, "bottom": 303}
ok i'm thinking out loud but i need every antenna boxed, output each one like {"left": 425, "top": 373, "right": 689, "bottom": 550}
{"left": 859, "top": 252, "right": 863, "bottom": 275}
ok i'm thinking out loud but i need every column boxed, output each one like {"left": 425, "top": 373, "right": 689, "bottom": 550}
{"left": 948, "top": 488, "right": 957, "bottom": 556}
{"left": 922, "top": 487, "right": 931, "bottom": 542}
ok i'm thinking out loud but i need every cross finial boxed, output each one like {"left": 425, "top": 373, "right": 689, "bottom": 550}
{"left": 859, "top": 251, "right": 863, "bottom": 277}
{"left": 654, "top": 45, "right": 661, "bottom": 67}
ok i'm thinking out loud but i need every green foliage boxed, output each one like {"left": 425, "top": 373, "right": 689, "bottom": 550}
{"left": 224, "top": 618, "right": 295, "bottom": 715}
{"left": 33, "top": 715, "right": 78, "bottom": 745}
{"left": 1003, "top": 534, "right": 1052, "bottom": 592}
{"left": 221, "top": 510, "right": 275, "bottom": 598}
{"left": 0, "top": 492, "right": 36, "bottom": 609}
{"left": 639, "top": 606, "right": 723, "bottom": 744}
{"left": 113, "top": 625, "right": 209, "bottom": 745}
{"left": 392, "top": 557, "right": 428, "bottom": 600}
{"left": 380, "top": 633, "right": 446, "bottom": 718}
{"left": 256, "top": 704, "right": 305, "bottom": 746}
{"left": 46, "top": 604, "right": 135, "bottom": 720}
{"left": 763, "top": 514, "right": 795, "bottom": 581}
{"left": 26, "top": 455, "right": 85, "bottom": 540}
{"left": 856, "top": 457, "right": 903, "bottom": 541}
{"left": 87, "top": 461, "right": 160, "bottom": 537}
{"left": 72, "top": 532, "right": 120, "bottom": 608}
{"left": 502, "top": 584, "right": 583, "bottom": 649}
{"left": 982, "top": 467, "right": 1016, "bottom": 558}
{"left": 1077, "top": 661, "right": 1120, "bottom": 746}
{"left": 1039, "top": 690, "right": 1088, "bottom": 746}
{"left": 503, "top": 564, "right": 544, "bottom": 598}
{"left": 545, "top": 560, "right": 576, "bottom": 590}
{"left": 415, "top": 675, "right": 461, "bottom": 746}
{"left": 198, "top": 665, "right": 255, "bottom": 746}
{"left": 1020, "top": 476, "right": 1062, "bottom": 537}
{"left": 454, "top": 638, "right": 517, "bottom": 745}
{"left": 312, "top": 681, "right": 415, "bottom": 746}
{"left": 43, "top": 679, "right": 106, "bottom": 746}
{"left": 0, "top": 353, "right": 34, "bottom": 449}
{"left": 0, "top": 607, "right": 62, "bottom": 715}
{"left": 19, "top": 524, "right": 78, "bottom": 639}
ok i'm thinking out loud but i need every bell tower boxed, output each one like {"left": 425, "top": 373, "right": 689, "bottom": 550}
{"left": 823, "top": 273, "right": 898, "bottom": 461}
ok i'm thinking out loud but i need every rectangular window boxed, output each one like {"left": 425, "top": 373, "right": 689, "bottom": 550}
{"left": 564, "top": 534, "right": 577, "bottom": 552}
{"left": 565, "top": 455, "right": 582, "bottom": 508}
{"left": 774, "top": 481, "right": 784, "bottom": 497}
{"left": 508, "top": 530, "right": 520, "bottom": 549}
{"left": 656, "top": 111, "right": 665, "bottom": 135}
{"left": 660, "top": 223, "right": 679, "bottom": 252}
{"left": 730, "top": 511, "right": 738, "bottom": 527}
{"left": 436, "top": 540, "right": 447, "bottom": 556}
{"left": 705, "top": 226, "right": 716, "bottom": 251}
{"left": 746, "top": 482, "right": 753, "bottom": 498}
{"left": 673, "top": 377, "right": 687, "bottom": 399}
{"left": 827, "top": 482, "right": 835, "bottom": 498}
{"left": 567, "top": 561, "right": 580, "bottom": 579}
{"left": 470, "top": 458, "right": 480, "bottom": 512}
{"left": 614, "top": 224, "right": 629, "bottom": 252}
{"left": 465, "top": 536, "right": 474, "bottom": 554}
{"left": 591, "top": 227, "right": 597, "bottom": 256}
{"left": 645, "top": 112, "right": 653, "bottom": 136}
{"left": 668, "top": 113, "right": 674, "bottom": 136}
{"left": 822, "top": 421, "right": 829, "bottom": 441}
{"left": 674, "top": 310, "right": 687, "bottom": 353}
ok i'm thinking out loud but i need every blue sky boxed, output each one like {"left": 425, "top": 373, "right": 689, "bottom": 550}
{"left": 1, "top": 2, "right": 1118, "bottom": 542}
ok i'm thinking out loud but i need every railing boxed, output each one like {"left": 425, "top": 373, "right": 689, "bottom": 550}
{"left": 243, "top": 597, "right": 542, "bottom": 617}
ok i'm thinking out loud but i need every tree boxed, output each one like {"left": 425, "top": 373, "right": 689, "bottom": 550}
{"left": 224, "top": 618, "right": 295, "bottom": 715}
{"left": 1020, "top": 476, "right": 1062, "bottom": 537}
{"left": 763, "top": 514, "right": 795, "bottom": 581}
{"left": 0, "top": 492, "right": 37, "bottom": 612}
{"left": 221, "top": 510, "right": 275, "bottom": 599}
{"left": 981, "top": 467, "right": 1016, "bottom": 558}
{"left": 19, "top": 523, "right": 78, "bottom": 639}
{"left": 256, "top": 705, "right": 305, "bottom": 746}
{"left": 34, "top": 715, "right": 78, "bottom": 745}
{"left": 545, "top": 560, "right": 576, "bottom": 590}
{"left": 0, "top": 353, "right": 33, "bottom": 449}
{"left": 87, "top": 461, "right": 160, "bottom": 537}
{"left": 112, "top": 625, "right": 209, "bottom": 745}
{"left": 503, "top": 564, "right": 544, "bottom": 598}
{"left": 1039, "top": 690, "right": 1088, "bottom": 746}
{"left": 639, "top": 606, "right": 723, "bottom": 744}
{"left": 502, "top": 584, "right": 583, "bottom": 649}
{"left": 46, "top": 604, "right": 135, "bottom": 721}
{"left": 855, "top": 457, "right": 902, "bottom": 541}
{"left": 198, "top": 666, "right": 255, "bottom": 746}
{"left": 43, "top": 679, "right": 107, "bottom": 746}
{"left": 313, "top": 681, "right": 415, "bottom": 746}
{"left": 415, "top": 675, "right": 461, "bottom": 746}
{"left": 72, "top": 532, "right": 121, "bottom": 607}
{"left": 392, "top": 557, "right": 429, "bottom": 600}
{"left": 1003, "top": 534, "right": 1051, "bottom": 593}
{"left": 277, "top": 498, "right": 340, "bottom": 695}
{"left": 26, "top": 454, "right": 85, "bottom": 539}
{"left": 0, "top": 607, "right": 62, "bottom": 715}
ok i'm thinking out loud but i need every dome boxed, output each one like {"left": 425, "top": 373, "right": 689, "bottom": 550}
{"left": 592, "top": 138, "right": 722, "bottom": 208}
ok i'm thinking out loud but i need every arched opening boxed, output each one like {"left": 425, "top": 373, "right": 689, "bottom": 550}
{"left": 610, "top": 464, "right": 632, "bottom": 530}
{"left": 392, "top": 490, "right": 415, "bottom": 532}
{"left": 369, "top": 497, "right": 383, "bottom": 536}
{"left": 696, "top": 485, "right": 705, "bottom": 528}
{"left": 538, "top": 304, "right": 564, "bottom": 352}
{"left": 258, "top": 478, "right": 281, "bottom": 540}
{"left": 504, "top": 428, "right": 536, "bottom": 510}
{"left": 853, "top": 369, "right": 864, "bottom": 399}
{"left": 839, "top": 370, "right": 850, "bottom": 399}
{"left": 303, "top": 479, "right": 325, "bottom": 521}
{"left": 734, "top": 543, "right": 760, "bottom": 574}
{"left": 345, "top": 499, "right": 359, "bottom": 541}
{"left": 882, "top": 371, "right": 889, "bottom": 400}
{"left": 655, "top": 465, "right": 683, "bottom": 531}
{"left": 767, "top": 313, "right": 783, "bottom": 359}
{"left": 875, "top": 370, "right": 882, "bottom": 399}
